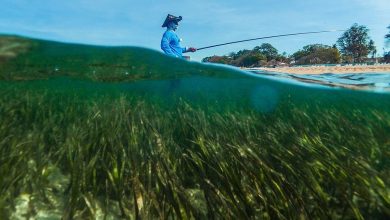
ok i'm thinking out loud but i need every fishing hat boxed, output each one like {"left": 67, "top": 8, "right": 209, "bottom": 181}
{"left": 162, "top": 14, "right": 182, "bottom": 27}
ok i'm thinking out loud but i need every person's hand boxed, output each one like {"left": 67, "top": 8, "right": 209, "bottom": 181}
{"left": 188, "top": 47, "right": 197, "bottom": 52}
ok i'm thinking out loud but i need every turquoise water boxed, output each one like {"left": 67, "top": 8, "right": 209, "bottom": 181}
{"left": 2, "top": 70, "right": 390, "bottom": 113}
{"left": 1, "top": 36, "right": 390, "bottom": 218}
{"left": 251, "top": 70, "right": 390, "bottom": 92}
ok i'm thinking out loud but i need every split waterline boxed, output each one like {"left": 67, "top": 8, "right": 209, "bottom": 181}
{"left": 0, "top": 36, "right": 389, "bottom": 218}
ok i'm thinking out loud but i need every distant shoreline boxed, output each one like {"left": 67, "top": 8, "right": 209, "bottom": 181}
{"left": 245, "top": 64, "right": 390, "bottom": 74}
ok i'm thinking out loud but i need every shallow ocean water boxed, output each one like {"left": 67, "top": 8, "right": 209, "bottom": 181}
{"left": 1, "top": 36, "right": 390, "bottom": 218}
{"left": 250, "top": 70, "right": 390, "bottom": 92}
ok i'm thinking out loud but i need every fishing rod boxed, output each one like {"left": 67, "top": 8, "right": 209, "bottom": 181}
{"left": 196, "top": 30, "right": 345, "bottom": 51}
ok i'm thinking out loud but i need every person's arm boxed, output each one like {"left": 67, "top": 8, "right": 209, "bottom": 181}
{"left": 161, "top": 33, "right": 177, "bottom": 57}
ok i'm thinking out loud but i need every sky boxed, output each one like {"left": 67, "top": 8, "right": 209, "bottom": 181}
{"left": 1, "top": 0, "right": 389, "bottom": 61}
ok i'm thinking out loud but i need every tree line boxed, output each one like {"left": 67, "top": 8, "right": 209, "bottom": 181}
{"left": 202, "top": 24, "right": 390, "bottom": 67}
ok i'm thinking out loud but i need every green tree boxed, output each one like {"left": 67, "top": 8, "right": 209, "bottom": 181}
{"left": 254, "top": 43, "right": 278, "bottom": 61}
{"left": 275, "top": 52, "right": 290, "bottom": 63}
{"left": 384, "top": 53, "right": 390, "bottom": 63}
{"left": 202, "top": 43, "right": 287, "bottom": 67}
{"left": 337, "top": 23, "right": 375, "bottom": 63}
{"left": 233, "top": 51, "right": 266, "bottom": 67}
{"left": 385, "top": 25, "right": 390, "bottom": 49}
{"left": 235, "top": 49, "right": 251, "bottom": 59}
{"left": 368, "top": 40, "right": 376, "bottom": 59}
{"left": 292, "top": 44, "right": 341, "bottom": 65}
{"left": 202, "top": 56, "right": 232, "bottom": 64}
{"left": 383, "top": 25, "right": 390, "bottom": 63}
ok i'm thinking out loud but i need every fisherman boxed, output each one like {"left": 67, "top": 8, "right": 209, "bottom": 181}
{"left": 161, "top": 14, "right": 196, "bottom": 58}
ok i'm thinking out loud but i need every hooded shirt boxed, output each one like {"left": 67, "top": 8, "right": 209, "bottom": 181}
{"left": 161, "top": 24, "right": 187, "bottom": 58}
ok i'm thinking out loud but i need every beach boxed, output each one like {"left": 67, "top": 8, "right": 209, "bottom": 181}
{"left": 246, "top": 64, "right": 390, "bottom": 74}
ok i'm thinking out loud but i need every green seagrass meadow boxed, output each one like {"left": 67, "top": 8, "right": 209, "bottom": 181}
{"left": 0, "top": 35, "right": 389, "bottom": 219}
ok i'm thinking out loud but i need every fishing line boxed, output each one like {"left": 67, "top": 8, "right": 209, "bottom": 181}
{"left": 196, "top": 30, "right": 345, "bottom": 51}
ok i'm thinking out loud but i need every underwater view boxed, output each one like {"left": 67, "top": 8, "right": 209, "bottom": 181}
{"left": 0, "top": 35, "right": 389, "bottom": 219}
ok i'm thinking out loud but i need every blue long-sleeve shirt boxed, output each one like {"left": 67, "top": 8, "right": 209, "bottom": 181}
{"left": 161, "top": 30, "right": 187, "bottom": 58}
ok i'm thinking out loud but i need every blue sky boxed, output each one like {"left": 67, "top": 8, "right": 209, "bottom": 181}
{"left": 1, "top": 0, "right": 389, "bottom": 61}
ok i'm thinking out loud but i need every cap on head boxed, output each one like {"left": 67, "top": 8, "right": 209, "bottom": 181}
{"left": 162, "top": 14, "right": 182, "bottom": 27}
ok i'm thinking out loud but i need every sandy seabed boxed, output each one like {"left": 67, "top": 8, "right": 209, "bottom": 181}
{"left": 247, "top": 64, "right": 390, "bottom": 74}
